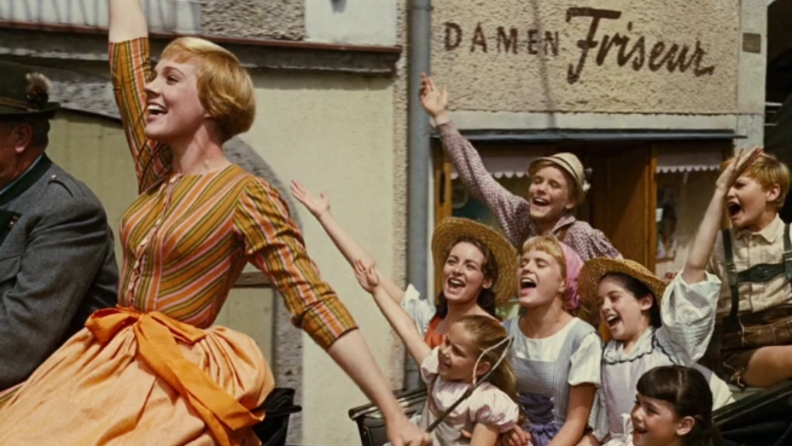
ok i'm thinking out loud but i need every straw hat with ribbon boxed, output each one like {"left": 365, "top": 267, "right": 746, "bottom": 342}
{"left": 529, "top": 153, "right": 591, "bottom": 202}
{"left": 578, "top": 257, "right": 667, "bottom": 319}
{"left": 432, "top": 217, "right": 517, "bottom": 306}
{"left": 0, "top": 61, "right": 60, "bottom": 117}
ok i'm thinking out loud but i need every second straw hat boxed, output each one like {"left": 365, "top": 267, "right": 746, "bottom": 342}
{"left": 431, "top": 217, "right": 517, "bottom": 306}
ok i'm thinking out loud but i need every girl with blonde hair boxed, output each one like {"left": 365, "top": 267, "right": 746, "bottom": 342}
{"left": 355, "top": 261, "right": 521, "bottom": 446}
{"left": 502, "top": 235, "right": 601, "bottom": 446}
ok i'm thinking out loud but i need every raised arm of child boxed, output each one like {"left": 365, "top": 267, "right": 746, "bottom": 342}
{"left": 354, "top": 260, "right": 432, "bottom": 365}
{"left": 681, "top": 148, "right": 763, "bottom": 284}
{"left": 291, "top": 180, "right": 406, "bottom": 302}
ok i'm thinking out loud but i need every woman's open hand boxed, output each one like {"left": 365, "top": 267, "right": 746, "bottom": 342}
{"left": 290, "top": 180, "right": 330, "bottom": 218}
{"left": 419, "top": 73, "right": 450, "bottom": 124}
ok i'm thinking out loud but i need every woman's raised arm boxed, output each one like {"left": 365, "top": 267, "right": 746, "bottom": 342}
{"left": 108, "top": 0, "right": 172, "bottom": 192}
{"left": 109, "top": 0, "right": 147, "bottom": 42}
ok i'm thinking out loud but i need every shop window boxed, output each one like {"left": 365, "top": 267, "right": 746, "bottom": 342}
{"left": 653, "top": 144, "right": 730, "bottom": 282}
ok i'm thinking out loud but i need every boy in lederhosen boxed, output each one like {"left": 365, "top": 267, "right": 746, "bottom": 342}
{"left": 699, "top": 147, "right": 792, "bottom": 388}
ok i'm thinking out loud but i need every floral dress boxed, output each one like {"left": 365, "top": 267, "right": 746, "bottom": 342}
{"left": 417, "top": 348, "right": 519, "bottom": 446}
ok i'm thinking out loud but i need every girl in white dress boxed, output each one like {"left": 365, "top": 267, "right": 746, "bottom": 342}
{"left": 354, "top": 260, "right": 521, "bottom": 446}
{"left": 574, "top": 150, "right": 763, "bottom": 446}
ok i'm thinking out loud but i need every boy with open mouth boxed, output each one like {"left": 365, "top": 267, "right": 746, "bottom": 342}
{"left": 698, "top": 147, "right": 792, "bottom": 389}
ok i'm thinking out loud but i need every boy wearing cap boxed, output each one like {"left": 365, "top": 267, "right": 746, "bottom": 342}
{"left": 0, "top": 61, "right": 118, "bottom": 393}
{"left": 419, "top": 74, "right": 619, "bottom": 262}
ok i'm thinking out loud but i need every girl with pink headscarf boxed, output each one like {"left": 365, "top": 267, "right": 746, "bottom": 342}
{"left": 500, "top": 235, "right": 601, "bottom": 446}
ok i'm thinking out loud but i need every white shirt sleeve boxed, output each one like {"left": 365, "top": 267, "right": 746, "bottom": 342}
{"left": 659, "top": 270, "right": 722, "bottom": 365}
{"left": 400, "top": 284, "right": 437, "bottom": 340}
{"left": 420, "top": 347, "right": 441, "bottom": 385}
{"left": 568, "top": 331, "right": 602, "bottom": 386}
{"left": 691, "top": 364, "right": 735, "bottom": 410}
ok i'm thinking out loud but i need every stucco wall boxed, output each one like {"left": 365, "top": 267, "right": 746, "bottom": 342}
{"left": 0, "top": 0, "right": 401, "bottom": 44}
{"left": 242, "top": 71, "right": 399, "bottom": 446}
{"left": 431, "top": 0, "right": 740, "bottom": 115}
{"left": 306, "top": 0, "right": 398, "bottom": 45}
{"left": 0, "top": 0, "right": 202, "bottom": 33}
{"left": 199, "top": 0, "right": 303, "bottom": 39}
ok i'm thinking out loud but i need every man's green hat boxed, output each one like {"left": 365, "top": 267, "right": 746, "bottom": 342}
{"left": 0, "top": 61, "right": 59, "bottom": 117}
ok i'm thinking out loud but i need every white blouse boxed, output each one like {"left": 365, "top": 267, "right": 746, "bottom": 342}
{"left": 509, "top": 317, "right": 602, "bottom": 387}
{"left": 595, "top": 271, "right": 734, "bottom": 445}
{"left": 401, "top": 284, "right": 436, "bottom": 339}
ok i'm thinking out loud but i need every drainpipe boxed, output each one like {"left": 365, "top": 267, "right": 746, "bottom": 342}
{"left": 405, "top": 0, "right": 432, "bottom": 390}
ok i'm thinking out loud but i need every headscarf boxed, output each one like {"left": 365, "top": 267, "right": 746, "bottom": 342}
{"left": 560, "top": 241, "right": 583, "bottom": 311}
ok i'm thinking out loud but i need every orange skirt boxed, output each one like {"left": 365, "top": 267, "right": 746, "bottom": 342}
{"left": 0, "top": 307, "right": 274, "bottom": 446}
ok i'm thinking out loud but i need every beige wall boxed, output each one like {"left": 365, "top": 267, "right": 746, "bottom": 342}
{"left": 306, "top": 0, "right": 398, "bottom": 45}
{"left": 242, "top": 70, "right": 399, "bottom": 446}
{"left": 432, "top": 0, "right": 740, "bottom": 115}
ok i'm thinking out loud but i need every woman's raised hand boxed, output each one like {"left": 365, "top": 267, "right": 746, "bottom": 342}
{"left": 354, "top": 259, "right": 381, "bottom": 294}
{"left": 419, "top": 73, "right": 450, "bottom": 123}
{"left": 290, "top": 180, "right": 330, "bottom": 218}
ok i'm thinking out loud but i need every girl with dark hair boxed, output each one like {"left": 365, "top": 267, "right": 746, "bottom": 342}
{"left": 291, "top": 182, "right": 517, "bottom": 347}
{"left": 575, "top": 156, "right": 751, "bottom": 445}
{"left": 631, "top": 365, "right": 724, "bottom": 446}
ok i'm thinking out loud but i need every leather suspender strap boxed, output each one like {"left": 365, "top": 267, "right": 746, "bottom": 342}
{"left": 722, "top": 228, "right": 740, "bottom": 323}
{"left": 784, "top": 224, "right": 792, "bottom": 283}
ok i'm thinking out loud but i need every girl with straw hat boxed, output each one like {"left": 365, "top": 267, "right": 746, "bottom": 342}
{"left": 419, "top": 74, "right": 620, "bottom": 262}
{"left": 291, "top": 181, "right": 517, "bottom": 347}
{"left": 576, "top": 207, "right": 737, "bottom": 446}
{"left": 500, "top": 235, "right": 601, "bottom": 446}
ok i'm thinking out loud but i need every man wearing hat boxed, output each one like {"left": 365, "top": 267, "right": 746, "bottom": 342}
{"left": 0, "top": 61, "right": 118, "bottom": 392}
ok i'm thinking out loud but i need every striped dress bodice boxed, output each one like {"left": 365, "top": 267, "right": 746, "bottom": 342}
{"left": 504, "top": 317, "right": 597, "bottom": 428}
{"left": 119, "top": 166, "right": 251, "bottom": 327}
{"left": 109, "top": 38, "right": 356, "bottom": 347}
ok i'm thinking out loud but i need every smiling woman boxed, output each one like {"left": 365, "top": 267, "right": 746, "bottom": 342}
{"left": 502, "top": 235, "right": 601, "bottom": 446}
{"left": 147, "top": 37, "right": 256, "bottom": 145}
